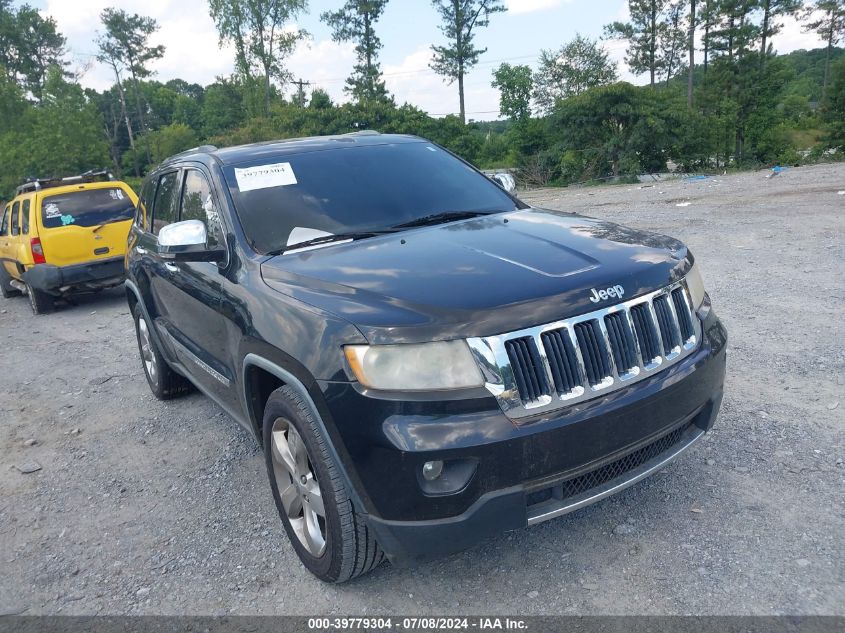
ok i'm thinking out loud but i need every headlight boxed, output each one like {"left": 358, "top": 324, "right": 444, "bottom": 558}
{"left": 686, "top": 261, "right": 707, "bottom": 309}
{"left": 344, "top": 341, "right": 484, "bottom": 391}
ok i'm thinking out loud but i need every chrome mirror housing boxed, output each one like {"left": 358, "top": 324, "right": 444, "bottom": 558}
{"left": 157, "top": 220, "right": 225, "bottom": 263}
{"left": 491, "top": 173, "right": 516, "bottom": 194}
{"left": 158, "top": 219, "right": 207, "bottom": 247}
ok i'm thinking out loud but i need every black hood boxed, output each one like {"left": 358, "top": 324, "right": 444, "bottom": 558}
{"left": 260, "top": 208, "right": 690, "bottom": 344}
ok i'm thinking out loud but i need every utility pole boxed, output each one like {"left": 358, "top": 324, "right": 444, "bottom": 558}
{"left": 292, "top": 78, "right": 311, "bottom": 107}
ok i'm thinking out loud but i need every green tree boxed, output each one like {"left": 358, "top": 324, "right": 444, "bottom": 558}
{"left": 96, "top": 31, "right": 139, "bottom": 176}
{"left": 823, "top": 54, "right": 845, "bottom": 145}
{"left": 606, "top": 0, "right": 668, "bottom": 86}
{"left": 0, "top": 2, "right": 66, "bottom": 99}
{"left": 321, "top": 0, "right": 391, "bottom": 103}
{"left": 491, "top": 63, "right": 532, "bottom": 121}
{"left": 309, "top": 87, "right": 333, "bottom": 109}
{"left": 659, "top": 1, "right": 688, "bottom": 84}
{"left": 142, "top": 123, "right": 199, "bottom": 165}
{"left": 14, "top": 6, "right": 67, "bottom": 99}
{"left": 98, "top": 8, "right": 165, "bottom": 170}
{"left": 760, "top": 0, "right": 803, "bottom": 68}
{"left": 0, "top": 69, "right": 109, "bottom": 196}
{"left": 208, "top": 0, "right": 309, "bottom": 115}
{"left": 802, "top": 0, "right": 845, "bottom": 99}
{"left": 202, "top": 79, "right": 247, "bottom": 137}
{"left": 429, "top": 0, "right": 507, "bottom": 123}
{"left": 687, "top": 0, "right": 697, "bottom": 105}
{"left": 534, "top": 35, "right": 618, "bottom": 114}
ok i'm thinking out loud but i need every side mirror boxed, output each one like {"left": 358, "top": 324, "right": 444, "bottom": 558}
{"left": 491, "top": 172, "right": 517, "bottom": 194}
{"left": 158, "top": 219, "right": 225, "bottom": 263}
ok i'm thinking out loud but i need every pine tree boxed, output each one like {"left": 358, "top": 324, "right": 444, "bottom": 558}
{"left": 429, "top": 0, "right": 507, "bottom": 123}
{"left": 803, "top": 0, "right": 845, "bottom": 99}
{"left": 322, "top": 0, "right": 391, "bottom": 104}
{"left": 605, "top": 0, "right": 668, "bottom": 86}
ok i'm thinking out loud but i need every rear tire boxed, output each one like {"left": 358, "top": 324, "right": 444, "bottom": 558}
{"left": 263, "top": 386, "right": 384, "bottom": 583}
{"left": 132, "top": 303, "right": 192, "bottom": 399}
{"left": 0, "top": 267, "right": 21, "bottom": 299}
{"left": 26, "top": 283, "right": 53, "bottom": 314}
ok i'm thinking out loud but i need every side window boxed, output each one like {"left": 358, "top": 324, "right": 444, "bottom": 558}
{"left": 136, "top": 178, "right": 156, "bottom": 232}
{"left": 10, "top": 201, "right": 20, "bottom": 236}
{"left": 180, "top": 170, "right": 223, "bottom": 248}
{"left": 152, "top": 171, "right": 180, "bottom": 236}
{"left": 0, "top": 206, "right": 8, "bottom": 236}
{"left": 21, "top": 199, "right": 30, "bottom": 235}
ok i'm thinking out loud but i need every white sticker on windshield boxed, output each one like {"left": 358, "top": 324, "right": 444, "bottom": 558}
{"left": 110, "top": 189, "right": 125, "bottom": 200}
{"left": 234, "top": 162, "right": 298, "bottom": 192}
{"left": 44, "top": 203, "right": 61, "bottom": 218}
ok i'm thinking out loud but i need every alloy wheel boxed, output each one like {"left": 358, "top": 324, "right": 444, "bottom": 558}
{"left": 138, "top": 316, "right": 157, "bottom": 382}
{"left": 270, "top": 417, "right": 327, "bottom": 557}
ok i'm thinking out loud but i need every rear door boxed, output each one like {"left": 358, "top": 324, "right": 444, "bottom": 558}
{"left": 147, "top": 167, "right": 232, "bottom": 402}
{"left": 2, "top": 201, "right": 21, "bottom": 278}
{"left": 0, "top": 204, "right": 14, "bottom": 277}
{"left": 36, "top": 185, "right": 137, "bottom": 267}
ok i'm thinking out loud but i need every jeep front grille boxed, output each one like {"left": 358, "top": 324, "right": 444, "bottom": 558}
{"left": 467, "top": 279, "right": 702, "bottom": 422}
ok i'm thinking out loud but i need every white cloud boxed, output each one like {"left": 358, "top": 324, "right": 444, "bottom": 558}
{"left": 505, "top": 0, "right": 563, "bottom": 15}
{"left": 286, "top": 38, "right": 357, "bottom": 104}
{"left": 771, "top": 15, "right": 824, "bottom": 53}
{"left": 44, "top": 0, "right": 234, "bottom": 91}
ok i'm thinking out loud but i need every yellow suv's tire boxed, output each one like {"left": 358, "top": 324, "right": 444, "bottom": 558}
{"left": 0, "top": 268, "right": 21, "bottom": 299}
{"left": 132, "top": 303, "right": 192, "bottom": 399}
{"left": 26, "top": 283, "right": 53, "bottom": 314}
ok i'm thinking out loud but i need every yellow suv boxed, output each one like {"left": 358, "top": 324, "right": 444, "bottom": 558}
{"left": 0, "top": 171, "right": 138, "bottom": 314}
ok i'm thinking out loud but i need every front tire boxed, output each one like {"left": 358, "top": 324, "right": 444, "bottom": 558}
{"left": 132, "top": 303, "right": 191, "bottom": 399}
{"left": 263, "top": 386, "right": 384, "bottom": 583}
{"left": 0, "top": 267, "right": 21, "bottom": 299}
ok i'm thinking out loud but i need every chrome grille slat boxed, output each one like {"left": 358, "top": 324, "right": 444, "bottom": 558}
{"left": 466, "top": 279, "right": 702, "bottom": 422}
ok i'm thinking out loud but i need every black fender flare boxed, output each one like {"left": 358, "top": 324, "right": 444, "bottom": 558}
{"left": 242, "top": 352, "right": 368, "bottom": 516}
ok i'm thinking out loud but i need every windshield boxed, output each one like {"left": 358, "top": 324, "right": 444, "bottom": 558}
{"left": 40, "top": 187, "right": 134, "bottom": 229}
{"left": 223, "top": 140, "right": 522, "bottom": 254}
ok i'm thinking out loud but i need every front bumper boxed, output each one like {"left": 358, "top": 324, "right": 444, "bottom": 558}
{"left": 318, "top": 311, "right": 727, "bottom": 563}
{"left": 22, "top": 257, "right": 125, "bottom": 295}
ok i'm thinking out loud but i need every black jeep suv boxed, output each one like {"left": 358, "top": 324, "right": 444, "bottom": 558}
{"left": 125, "top": 133, "right": 727, "bottom": 583}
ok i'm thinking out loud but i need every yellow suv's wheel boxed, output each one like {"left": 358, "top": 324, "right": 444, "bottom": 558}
{"left": 0, "top": 268, "right": 21, "bottom": 299}
{"left": 26, "top": 283, "right": 53, "bottom": 314}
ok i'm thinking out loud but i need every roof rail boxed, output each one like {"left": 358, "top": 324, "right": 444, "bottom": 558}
{"left": 344, "top": 130, "right": 381, "bottom": 136}
{"left": 15, "top": 169, "right": 116, "bottom": 196}
{"left": 161, "top": 144, "right": 219, "bottom": 164}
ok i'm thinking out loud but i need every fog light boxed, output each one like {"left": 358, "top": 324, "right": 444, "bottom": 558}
{"left": 422, "top": 460, "right": 444, "bottom": 481}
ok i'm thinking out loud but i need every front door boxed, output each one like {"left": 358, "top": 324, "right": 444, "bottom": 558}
{"left": 148, "top": 168, "right": 233, "bottom": 404}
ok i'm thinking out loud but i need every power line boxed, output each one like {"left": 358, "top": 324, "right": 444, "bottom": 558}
{"left": 305, "top": 52, "right": 541, "bottom": 85}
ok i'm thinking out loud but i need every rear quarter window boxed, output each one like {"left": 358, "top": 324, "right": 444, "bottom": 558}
{"left": 40, "top": 188, "right": 135, "bottom": 229}
{"left": 21, "top": 199, "right": 30, "bottom": 234}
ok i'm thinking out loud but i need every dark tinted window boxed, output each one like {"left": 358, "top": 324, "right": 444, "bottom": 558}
{"left": 21, "top": 199, "right": 30, "bottom": 234}
{"left": 10, "top": 201, "right": 19, "bottom": 235}
{"left": 223, "top": 141, "right": 520, "bottom": 254}
{"left": 181, "top": 170, "right": 223, "bottom": 247}
{"left": 137, "top": 177, "right": 157, "bottom": 232}
{"left": 0, "top": 206, "right": 8, "bottom": 236}
{"left": 40, "top": 188, "right": 134, "bottom": 229}
{"left": 152, "top": 171, "right": 180, "bottom": 235}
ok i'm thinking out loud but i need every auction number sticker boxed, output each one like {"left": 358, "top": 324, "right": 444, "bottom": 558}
{"left": 234, "top": 162, "right": 297, "bottom": 192}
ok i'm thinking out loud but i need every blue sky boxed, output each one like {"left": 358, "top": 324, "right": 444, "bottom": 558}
{"left": 24, "top": 0, "right": 822, "bottom": 119}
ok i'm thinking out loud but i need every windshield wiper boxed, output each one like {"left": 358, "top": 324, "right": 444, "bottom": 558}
{"left": 391, "top": 210, "right": 496, "bottom": 230}
{"left": 267, "top": 230, "right": 398, "bottom": 256}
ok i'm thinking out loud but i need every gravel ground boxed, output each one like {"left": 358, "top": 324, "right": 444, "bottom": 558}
{"left": 0, "top": 163, "right": 843, "bottom": 616}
